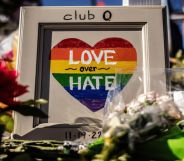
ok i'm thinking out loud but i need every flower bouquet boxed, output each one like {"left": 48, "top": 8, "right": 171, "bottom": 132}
{"left": 86, "top": 91, "right": 184, "bottom": 161}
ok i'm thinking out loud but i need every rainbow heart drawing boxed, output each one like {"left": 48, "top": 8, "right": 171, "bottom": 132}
{"left": 50, "top": 38, "right": 137, "bottom": 112}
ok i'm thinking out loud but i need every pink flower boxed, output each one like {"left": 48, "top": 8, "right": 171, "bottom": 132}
{"left": 0, "top": 60, "right": 28, "bottom": 106}
{"left": 2, "top": 51, "right": 14, "bottom": 62}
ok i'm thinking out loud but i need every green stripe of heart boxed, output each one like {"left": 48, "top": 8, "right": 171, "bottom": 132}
{"left": 52, "top": 74, "right": 132, "bottom": 87}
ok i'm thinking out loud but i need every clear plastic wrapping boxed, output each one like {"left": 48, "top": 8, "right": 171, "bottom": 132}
{"left": 104, "top": 68, "right": 184, "bottom": 122}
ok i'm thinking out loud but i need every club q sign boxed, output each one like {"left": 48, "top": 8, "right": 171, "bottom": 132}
{"left": 14, "top": 6, "right": 167, "bottom": 140}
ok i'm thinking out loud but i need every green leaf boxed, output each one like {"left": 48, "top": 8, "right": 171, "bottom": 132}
{"left": 88, "top": 137, "right": 104, "bottom": 149}
{"left": 22, "top": 99, "right": 48, "bottom": 106}
{"left": 35, "top": 99, "right": 48, "bottom": 105}
{"left": 6, "top": 118, "right": 14, "bottom": 132}
{"left": 7, "top": 105, "right": 48, "bottom": 118}
{"left": 0, "top": 114, "right": 14, "bottom": 132}
{"left": 83, "top": 138, "right": 104, "bottom": 159}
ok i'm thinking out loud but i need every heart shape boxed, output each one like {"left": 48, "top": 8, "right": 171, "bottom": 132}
{"left": 50, "top": 38, "right": 137, "bottom": 112}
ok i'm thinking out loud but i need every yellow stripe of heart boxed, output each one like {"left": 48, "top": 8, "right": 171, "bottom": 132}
{"left": 50, "top": 60, "right": 136, "bottom": 74}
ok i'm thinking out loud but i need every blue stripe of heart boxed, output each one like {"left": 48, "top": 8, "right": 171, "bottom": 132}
{"left": 64, "top": 85, "right": 124, "bottom": 99}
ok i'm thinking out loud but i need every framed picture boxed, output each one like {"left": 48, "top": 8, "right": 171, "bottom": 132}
{"left": 14, "top": 6, "right": 168, "bottom": 140}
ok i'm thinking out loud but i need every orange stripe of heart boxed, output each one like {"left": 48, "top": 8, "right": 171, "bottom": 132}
{"left": 51, "top": 48, "right": 137, "bottom": 61}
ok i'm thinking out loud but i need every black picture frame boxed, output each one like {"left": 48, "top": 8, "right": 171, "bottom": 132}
{"left": 34, "top": 22, "right": 147, "bottom": 127}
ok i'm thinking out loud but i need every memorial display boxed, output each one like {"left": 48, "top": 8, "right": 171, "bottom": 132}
{"left": 1, "top": 2, "right": 184, "bottom": 161}
{"left": 14, "top": 6, "right": 167, "bottom": 141}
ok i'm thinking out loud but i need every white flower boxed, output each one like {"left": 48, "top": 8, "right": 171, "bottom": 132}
{"left": 126, "top": 100, "right": 144, "bottom": 115}
{"left": 137, "top": 94, "right": 147, "bottom": 103}
{"left": 157, "top": 95, "right": 172, "bottom": 105}
{"left": 146, "top": 91, "right": 157, "bottom": 104}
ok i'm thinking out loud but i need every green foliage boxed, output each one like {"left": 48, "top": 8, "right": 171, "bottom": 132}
{"left": 172, "top": 50, "right": 184, "bottom": 68}
{"left": 81, "top": 138, "right": 104, "bottom": 160}
{"left": 0, "top": 99, "right": 48, "bottom": 118}
{"left": 136, "top": 126, "right": 184, "bottom": 161}
{"left": 1, "top": 126, "right": 184, "bottom": 161}
{"left": 87, "top": 118, "right": 184, "bottom": 161}
{"left": 80, "top": 125, "right": 184, "bottom": 161}
{"left": 0, "top": 140, "right": 84, "bottom": 161}
{"left": 170, "top": 50, "right": 184, "bottom": 90}
{"left": 0, "top": 99, "right": 48, "bottom": 140}
{"left": 0, "top": 114, "right": 14, "bottom": 132}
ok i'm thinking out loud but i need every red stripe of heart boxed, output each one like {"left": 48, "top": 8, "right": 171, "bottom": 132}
{"left": 53, "top": 38, "right": 134, "bottom": 49}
